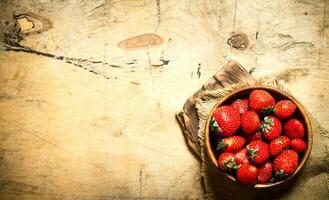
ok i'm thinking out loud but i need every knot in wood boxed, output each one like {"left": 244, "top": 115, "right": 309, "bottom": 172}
{"left": 227, "top": 33, "right": 249, "bottom": 50}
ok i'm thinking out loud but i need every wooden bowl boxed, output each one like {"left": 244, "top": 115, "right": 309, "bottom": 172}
{"left": 204, "top": 85, "right": 312, "bottom": 188}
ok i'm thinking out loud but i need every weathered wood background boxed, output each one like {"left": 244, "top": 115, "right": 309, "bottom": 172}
{"left": 0, "top": 0, "right": 328, "bottom": 199}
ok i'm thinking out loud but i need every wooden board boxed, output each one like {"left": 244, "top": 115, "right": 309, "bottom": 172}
{"left": 175, "top": 60, "right": 257, "bottom": 158}
{"left": 0, "top": 0, "right": 329, "bottom": 199}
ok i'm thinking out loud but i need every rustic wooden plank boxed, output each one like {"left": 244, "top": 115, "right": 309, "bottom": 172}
{"left": 0, "top": 0, "right": 328, "bottom": 199}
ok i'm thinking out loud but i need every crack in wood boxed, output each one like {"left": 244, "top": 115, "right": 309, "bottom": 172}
{"left": 2, "top": 25, "right": 125, "bottom": 80}
{"left": 147, "top": 0, "right": 162, "bottom": 66}
{"left": 1, "top": 16, "right": 150, "bottom": 82}
{"left": 318, "top": 0, "right": 326, "bottom": 69}
{"left": 249, "top": 67, "right": 256, "bottom": 75}
{"left": 4, "top": 44, "right": 116, "bottom": 80}
{"left": 232, "top": 0, "right": 238, "bottom": 33}
{"left": 151, "top": 50, "right": 170, "bottom": 68}
{"left": 197, "top": 63, "right": 201, "bottom": 78}
{"left": 86, "top": 3, "right": 105, "bottom": 15}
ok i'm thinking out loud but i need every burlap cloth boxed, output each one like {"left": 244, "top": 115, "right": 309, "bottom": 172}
{"left": 176, "top": 61, "right": 329, "bottom": 200}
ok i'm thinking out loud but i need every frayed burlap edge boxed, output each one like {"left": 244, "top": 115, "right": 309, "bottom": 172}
{"left": 195, "top": 82, "right": 329, "bottom": 200}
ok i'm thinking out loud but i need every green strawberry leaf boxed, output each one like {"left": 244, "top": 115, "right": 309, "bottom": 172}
{"left": 274, "top": 169, "right": 288, "bottom": 181}
{"left": 263, "top": 116, "right": 273, "bottom": 124}
{"left": 224, "top": 158, "right": 240, "bottom": 171}
{"left": 246, "top": 145, "right": 258, "bottom": 160}
{"left": 210, "top": 118, "right": 222, "bottom": 133}
{"left": 232, "top": 164, "right": 241, "bottom": 170}
{"left": 260, "top": 116, "right": 273, "bottom": 134}
{"left": 210, "top": 118, "right": 216, "bottom": 132}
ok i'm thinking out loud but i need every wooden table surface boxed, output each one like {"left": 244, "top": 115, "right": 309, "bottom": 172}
{"left": 0, "top": 0, "right": 329, "bottom": 199}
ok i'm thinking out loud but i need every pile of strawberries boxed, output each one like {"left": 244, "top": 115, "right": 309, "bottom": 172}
{"left": 210, "top": 89, "right": 307, "bottom": 186}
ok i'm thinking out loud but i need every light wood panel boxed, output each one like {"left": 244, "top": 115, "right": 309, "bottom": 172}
{"left": 0, "top": 0, "right": 328, "bottom": 199}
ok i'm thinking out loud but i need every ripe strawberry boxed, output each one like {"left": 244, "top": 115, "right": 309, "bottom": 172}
{"left": 231, "top": 99, "right": 249, "bottom": 115}
{"left": 241, "top": 111, "right": 260, "bottom": 133}
{"left": 274, "top": 100, "right": 296, "bottom": 119}
{"left": 291, "top": 139, "right": 307, "bottom": 153}
{"left": 244, "top": 131, "right": 262, "bottom": 143}
{"left": 217, "top": 152, "right": 239, "bottom": 171}
{"left": 249, "top": 90, "right": 275, "bottom": 113}
{"left": 246, "top": 140, "right": 270, "bottom": 165}
{"left": 217, "top": 135, "right": 246, "bottom": 153}
{"left": 260, "top": 116, "right": 282, "bottom": 141}
{"left": 269, "top": 136, "right": 291, "bottom": 157}
{"left": 274, "top": 150, "right": 299, "bottom": 180}
{"left": 257, "top": 162, "right": 273, "bottom": 184}
{"left": 211, "top": 106, "right": 240, "bottom": 137}
{"left": 284, "top": 119, "right": 305, "bottom": 139}
{"left": 236, "top": 164, "right": 258, "bottom": 186}
{"left": 234, "top": 148, "right": 250, "bottom": 165}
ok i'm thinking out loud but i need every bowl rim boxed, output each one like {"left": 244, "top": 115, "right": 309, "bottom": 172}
{"left": 204, "top": 85, "right": 313, "bottom": 188}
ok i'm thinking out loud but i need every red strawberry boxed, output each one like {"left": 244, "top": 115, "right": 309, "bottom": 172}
{"left": 241, "top": 111, "right": 260, "bottom": 133}
{"left": 260, "top": 116, "right": 282, "bottom": 141}
{"left": 269, "top": 136, "right": 291, "bottom": 157}
{"left": 244, "top": 131, "right": 262, "bottom": 143}
{"left": 249, "top": 90, "right": 275, "bottom": 113}
{"left": 211, "top": 106, "right": 240, "bottom": 137}
{"left": 217, "top": 152, "right": 239, "bottom": 171}
{"left": 291, "top": 139, "right": 307, "bottom": 153}
{"left": 236, "top": 164, "right": 258, "bottom": 186}
{"left": 257, "top": 162, "right": 273, "bottom": 184}
{"left": 284, "top": 119, "right": 305, "bottom": 139}
{"left": 231, "top": 99, "right": 249, "bottom": 115}
{"left": 274, "top": 150, "right": 299, "bottom": 180}
{"left": 274, "top": 100, "right": 296, "bottom": 119}
{"left": 246, "top": 140, "right": 270, "bottom": 165}
{"left": 217, "top": 135, "right": 246, "bottom": 153}
{"left": 234, "top": 148, "right": 250, "bottom": 165}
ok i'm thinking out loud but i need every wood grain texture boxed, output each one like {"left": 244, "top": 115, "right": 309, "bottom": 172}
{"left": 0, "top": 0, "right": 328, "bottom": 199}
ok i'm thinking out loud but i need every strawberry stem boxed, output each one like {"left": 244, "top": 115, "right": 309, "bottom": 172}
{"left": 260, "top": 106, "right": 274, "bottom": 116}
{"left": 260, "top": 116, "right": 273, "bottom": 134}
{"left": 216, "top": 140, "right": 227, "bottom": 151}
{"left": 246, "top": 145, "right": 258, "bottom": 160}
{"left": 274, "top": 169, "right": 287, "bottom": 181}
{"left": 223, "top": 158, "right": 240, "bottom": 171}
